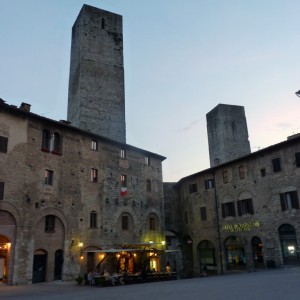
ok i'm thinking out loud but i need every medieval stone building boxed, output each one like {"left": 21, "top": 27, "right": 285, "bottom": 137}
{"left": 165, "top": 105, "right": 300, "bottom": 276}
{"left": 0, "top": 5, "right": 166, "bottom": 285}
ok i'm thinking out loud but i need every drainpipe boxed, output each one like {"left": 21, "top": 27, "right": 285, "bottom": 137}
{"left": 213, "top": 171, "right": 224, "bottom": 275}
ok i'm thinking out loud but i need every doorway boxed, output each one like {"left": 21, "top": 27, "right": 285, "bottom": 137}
{"left": 54, "top": 249, "right": 63, "bottom": 280}
{"left": 32, "top": 250, "right": 47, "bottom": 283}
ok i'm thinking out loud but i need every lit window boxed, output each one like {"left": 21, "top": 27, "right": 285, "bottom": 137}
{"left": 91, "top": 168, "right": 98, "bottom": 182}
{"left": 91, "top": 140, "right": 98, "bottom": 151}
{"left": 45, "top": 215, "right": 55, "bottom": 232}
{"left": 45, "top": 170, "right": 54, "bottom": 185}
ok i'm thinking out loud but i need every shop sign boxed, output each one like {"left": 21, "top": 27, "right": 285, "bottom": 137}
{"left": 222, "top": 221, "right": 261, "bottom": 232}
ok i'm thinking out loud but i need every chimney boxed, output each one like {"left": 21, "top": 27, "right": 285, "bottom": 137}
{"left": 20, "top": 102, "right": 31, "bottom": 112}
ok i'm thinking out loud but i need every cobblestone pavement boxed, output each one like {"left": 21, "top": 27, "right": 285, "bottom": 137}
{"left": 1, "top": 267, "right": 300, "bottom": 300}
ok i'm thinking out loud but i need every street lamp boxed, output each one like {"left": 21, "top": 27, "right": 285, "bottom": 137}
{"left": 295, "top": 90, "right": 300, "bottom": 97}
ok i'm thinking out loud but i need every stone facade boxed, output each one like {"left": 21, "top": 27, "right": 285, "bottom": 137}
{"left": 67, "top": 5, "right": 126, "bottom": 143}
{"left": 0, "top": 100, "right": 165, "bottom": 284}
{"left": 206, "top": 104, "right": 251, "bottom": 167}
{"left": 172, "top": 135, "right": 300, "bottom": 276}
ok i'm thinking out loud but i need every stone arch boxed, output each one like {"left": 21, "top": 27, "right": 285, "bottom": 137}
{"left": 224, "top": 236, "right": 246, "bottom": 270}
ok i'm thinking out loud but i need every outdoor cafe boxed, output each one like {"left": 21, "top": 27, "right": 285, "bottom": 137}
{"left": 80, "top": 242, "right": 178, "bottom": 286}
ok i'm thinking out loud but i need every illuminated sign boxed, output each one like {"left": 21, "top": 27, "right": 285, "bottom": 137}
{"left": 222, "top": 221, "right": 261, "bottom": 232}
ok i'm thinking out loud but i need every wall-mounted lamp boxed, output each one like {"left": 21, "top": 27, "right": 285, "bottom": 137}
{"left": 78, "top": 241, "right": 84, "bottom": 248}
{"left": 161, "top": 241, "right": 166, "bottom": 246}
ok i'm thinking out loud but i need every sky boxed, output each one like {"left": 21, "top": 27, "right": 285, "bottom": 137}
{"left": 1, "top": 0, "right": 300, "bottom": 182}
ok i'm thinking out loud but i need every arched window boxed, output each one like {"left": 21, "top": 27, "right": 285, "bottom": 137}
{"left": 42, "top": 129, "right": 51, "bottom": 152}
{"left": 119, "top": 213, "right": 134, "bottom": 231}
{"left": 148, "top": 213, "right": 159, "bottom": 231}
{"left": 198, "top": 240, "right": 216, "bottom": 266}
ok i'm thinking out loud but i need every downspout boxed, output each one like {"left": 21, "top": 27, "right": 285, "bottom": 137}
{"left": 213, "top": 171, "right": 224, "bottom": 275}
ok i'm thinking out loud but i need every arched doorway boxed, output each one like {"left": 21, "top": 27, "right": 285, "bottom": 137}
{"left": 224, "top": 236, "right": 246, "bottom": 270}
{"left": 278, "top": 224, "right": 299, "bottom": 265}
{"left": 0, "top": 235, "right": 11, "bottom": 283}
{"left": 32, "top": 249, "right": 47, "bottom": 283}
{"left": 251, "top": 236, "right": 264, "bottom": 269}
{"left": 54, "top": 249, "right": 63, "bottom": 280}
{"left": 197, "top": 240, "right": 216, "bottom": 274}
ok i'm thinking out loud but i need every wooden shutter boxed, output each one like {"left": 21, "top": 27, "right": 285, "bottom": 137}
{"left": 249, "top": 199, "right": 254, "bottom": 215}
{"left": 237, "top": 200, "right": 242, "bottom": 216}
{"left": 0, "top": 136, "right": 8, "bottom": 153}
{"left": 291, "top": 191, "right": 299, "bottom": 209}
{"left": 0, "top": 182, "right": 4, "bottom": 200}
{"left": 280, "top": 193, "right": 286, "bottom": 211}
{"left": 221, "top": 203, "right": 225, "bottom": 218}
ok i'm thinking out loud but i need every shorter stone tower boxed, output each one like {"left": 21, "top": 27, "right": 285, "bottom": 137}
{"left": 206, "top": 104, "right": 251, "bottom": 167}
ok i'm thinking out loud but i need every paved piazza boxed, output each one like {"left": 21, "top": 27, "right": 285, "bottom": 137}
{"left": 1, "top": 267, "right": 300, "bottom": 300}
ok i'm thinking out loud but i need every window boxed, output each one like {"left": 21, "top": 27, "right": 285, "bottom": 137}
{"left": 121, "top": 174, "right": 127, "bottom": 187}
{"left": 146, "top": 179, "right": 151, "bottom": 192}
{"left": 45, "top": 215, "right": 55, "bottom": 232}
{"left": 150, "top": 217, "right": 155, "bottom": 230}
{"left": 145, "top": 156, "right": 150, "bottom": 166}
{"left": 91, "top": 140, "right": 98, "bottom": 151}
{"left": 42, "top": 129, "right": 51, "bottom": 152}
{"left": 91, "top": 168, "right": 98, "bottom": 182}
{"left": 221, "top": 202, "right": 235, "bottom": 218}
{"left": 52, "top": 132, "right": 62, "bottom": 155}
{"left": 200, "top": 207, "right": 207, "bottom": 221}
{"left": 122, "top": 215, "right": 128, "bottom": 230}
{"left": 0, "top": 182, "right": 4, "bottom": 200}
{"left": 272, "top": 158, "right": 281, "bottom": 172}
{"left": 184, "top": 211, "right": 188, "bottom": 224}
{"left": 189, "top": 183, "right": 198, "bottom": 193}
{"left": 44, "top": 170, "right": 53, "bottom": 185}
{"left": 101, "top": 18, "right": 106, "bottom": 29}
{"left": 238, "top": 166, "right": 245, "bottom": 179}
{"left": 237, "top": 199, "right": 254, "bottom": 216}
{"left": 41, "top": 130, "right": 62, "bottom": 155}
{"left": 90, "top": 211, "right": 97, "bottom": 228}
{"left": 295, "top": 152, "right": 300, "bottom": 167}
{"left": 223, "top": 171, "right": 229, "bottom": 183}
{"left": 0, "top": 136, "right": 8, "bottom": 153}
{"left": 120, "top": 149, "right": 126, "bottom": 159}
{"left": 204, "top": 179, "right": 214, "bottom": 190}
{"left": 280, "top": 191, "right": 299, "bottom": 211}
{"left": 260, "top": 168, "right": 266, "bottom": 177}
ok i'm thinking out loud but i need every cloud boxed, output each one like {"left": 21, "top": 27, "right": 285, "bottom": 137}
{"left": 177, "top": 119, "right": 201, "bottom": 133}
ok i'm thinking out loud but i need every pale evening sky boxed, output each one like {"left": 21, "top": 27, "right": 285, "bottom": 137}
{"left": 1, "top": 0, "right": 300, "bottom": 182}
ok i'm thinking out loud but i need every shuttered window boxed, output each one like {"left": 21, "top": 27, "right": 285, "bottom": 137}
{"left": 221, "top": 202, "right": 235, "bottom": 218}
{"left": 237, "top": 199, "right": 254, "bottom": 216}
{"left": 280, "top": 191, "right": 299, "bottom": 211}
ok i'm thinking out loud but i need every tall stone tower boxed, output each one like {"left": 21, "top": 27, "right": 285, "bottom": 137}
{"left": 67, "top": 4, "right": 126, "bottom": 143}
{"left": 206, "top": 104, "right": 251, "bottom": 167}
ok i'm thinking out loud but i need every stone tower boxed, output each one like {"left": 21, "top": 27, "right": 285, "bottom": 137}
{"left": 67, "top": 4, "right": 126, "bottom": 143}
{"left": 206, "top": 104, "right": 251, "bottom": 167}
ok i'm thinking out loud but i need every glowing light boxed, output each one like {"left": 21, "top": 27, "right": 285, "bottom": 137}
{"left": 78, "top": 242, "right": 84, "bottom": 247}
{"left": 288, "top": 245, "right": 295, "bottom": 254}
{"left": 161, "top": 241, "right": 166, "bottom": 245}
{"left": 80, "top": 255, "right": 84, "bottom": 260}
